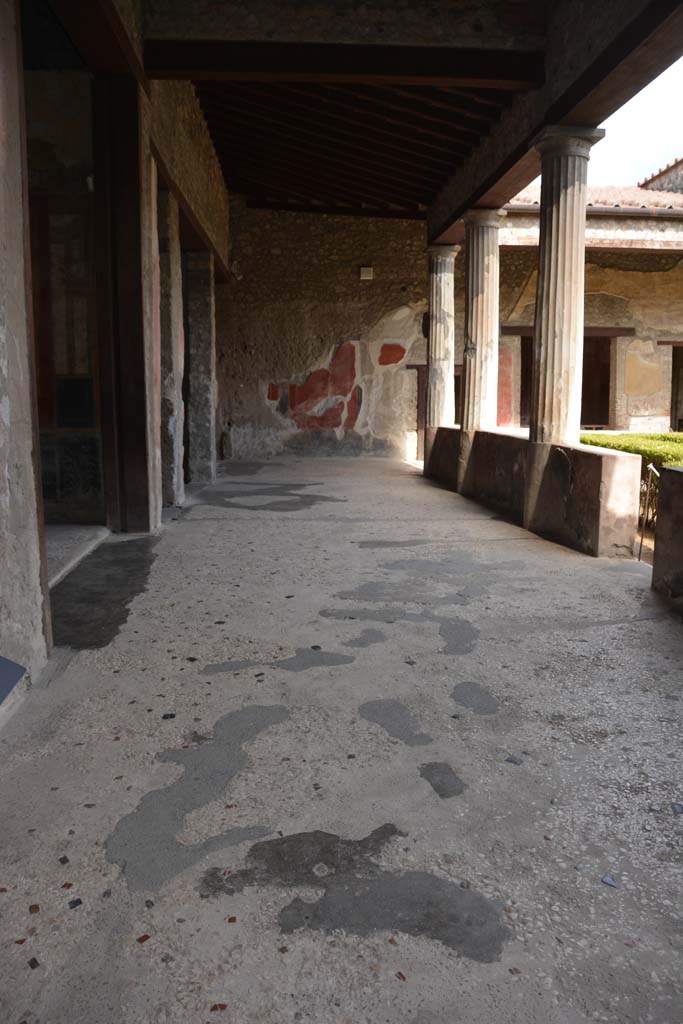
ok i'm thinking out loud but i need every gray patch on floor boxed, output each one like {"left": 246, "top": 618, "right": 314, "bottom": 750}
{"left": 202, "top": 658, "right": 259, "bottom": 675}
{"left": 193, "top": 480, "right": 345, "bottom": 513}
{"left": 343, "top": 628, "right": 386, "bottom": 648}
{"left": 335, "top": 579, "right": 472, "bottom": 608}
{"left": 438, "top": 617, "right": 480, "bottom": 654}
{"left": 452, "top": 681, "right": 499, "bottom": 715}
{"left": 320, "top": 606, "right": 479, "bottom": 655}
{"left": 280, "top": 871, "right": 508, "bottom": 962}
{"left": 381, "top": 555, "right": 521, "bottom": 578}
{"left": 201, "top": 823, "right": 402, "bottom": 896}
{"left": 106, "top": 705, "right": 288, "bottom": 891}
{"left": 200, "top": 824, "right": 509, "bottom": 961}
{"left": 359, "top": 699, "right": 432, "bottom": 746}
{"left": 321, "top": 606, "right": 405, "bottom": 624}
{"left": 50, "top": 536, "right": 159, "bottom": 649}
{"left": 273, "top": 648, "right": 355, "bottom": 672}
{"left": 419, "top": 762, "right": 466, "bottom": 798}
{"left": 356, "top": 539, "right": 431, "bottom": 549}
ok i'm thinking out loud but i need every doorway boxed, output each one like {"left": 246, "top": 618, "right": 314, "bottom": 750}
{"left": 581, "top": 337, "right": 611, "bottom": 429}
{"left": 518, "top": 334, "right": 612, "bottom": 429}
{"left": 671, "top": 346, "right": 683, "bottom": 432}
{"left": 406, "top": 364, "right": 427, "bottom": 461}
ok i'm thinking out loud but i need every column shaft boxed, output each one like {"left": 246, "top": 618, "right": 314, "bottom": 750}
{"left": 462, "top": 210, "right": 505, "bottom": 431}
{"left": 529, "top": 126, "right": 604, "bottom": 444}
{"left": 426, "top": 246, "right": 458, "bottom": 432}
{"left": 185, "top": 251, "right": 216, "bottom": 483}
{"left": 158, "top": 191, "right": 185, "bottom": 506}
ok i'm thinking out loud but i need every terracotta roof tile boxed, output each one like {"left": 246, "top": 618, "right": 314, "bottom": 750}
{"left": 509, "top": 182, "right": 683, "bottom": 211}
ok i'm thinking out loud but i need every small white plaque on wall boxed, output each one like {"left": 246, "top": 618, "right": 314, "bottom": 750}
{"left": 359, "top": 266, "right": 374, "bottom": 281}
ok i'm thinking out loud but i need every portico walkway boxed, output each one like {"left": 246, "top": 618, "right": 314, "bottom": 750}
{"left": 1, "top": 458, "right": 681, "bottom": 1024}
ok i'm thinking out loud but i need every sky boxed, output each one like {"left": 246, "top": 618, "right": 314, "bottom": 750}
{"left": 586, "top": 55, "right": 683, "bottom": 186}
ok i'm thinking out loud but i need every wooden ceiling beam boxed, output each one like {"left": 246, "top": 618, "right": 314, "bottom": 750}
{"left": 282, "top": 83, "right": 482, "bottom": 146}
{"left": 379, "top": 85, "right": 501, "bottom": 125}
{"left": 320, "top": 83, "right": 491, "bottom": 135}
{"left": 200, "top": 96, "right": 455, "bottom": 181}
{"left": 224, "top": 167, "right": 416, "bottom": 211}
{"left": 218, "top": 145, "right": 431, "bottom": 207}
{"left": 439, "top": 86, "right": 510, "bottom": 108}
{"left": 234, "top": 82, "right": 472, "bottom": 157}
{"left": 145, "top": 40, "right": 545, "bottom": 90}
{"left": 205, "top": 112, "right": 443, "bottom": 194}
{"left": 199, "top": 90, "right": 459, "bottom": 171}
{"left": 200, "top": 83, "right": 467, "bottom": 162}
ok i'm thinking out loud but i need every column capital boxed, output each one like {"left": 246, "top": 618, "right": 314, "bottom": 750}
{"left": 463, "top": 208, "right": 507, "bottom": 229}
{"left": 427, "top": 244, "right": 460, "bottom": 259}
{"left": 532, "top": 125, "right": 605, "bottom": 160}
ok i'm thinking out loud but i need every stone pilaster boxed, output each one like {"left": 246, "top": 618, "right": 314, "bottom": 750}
{"left": 158, "top": 191, "right": 185, "bottom": 506}
{"left": 529, "top": 126, "right": 605, "bottom": 444}
{"left": 426, "top": 245, "right": 459, "bottom": 440}
{"left": 461, "top": 209, "right": 505, "bottom": 431}
{"left": 0, "top": 0, "right": 51, "bottom": 674}
{"left": 185, "top": 250, "right": 216, "bottom": 483}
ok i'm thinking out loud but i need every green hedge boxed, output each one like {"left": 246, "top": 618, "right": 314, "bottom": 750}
{"left": 580, "top": 432, "right": 683, "bottom": 468}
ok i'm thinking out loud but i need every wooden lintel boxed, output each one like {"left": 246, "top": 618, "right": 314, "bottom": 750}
{"left": 500, "top": 325, "right": 637, "bottom": 338}
{"left": 145, "top": 40, "right": 544, "bottom": 90}
{"left": 49, "top": 0, "right": 149, "bottom": 92}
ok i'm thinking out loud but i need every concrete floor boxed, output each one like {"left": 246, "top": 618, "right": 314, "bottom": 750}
{"left": 1, "top": 458, "right": 682, "bottom": 1024}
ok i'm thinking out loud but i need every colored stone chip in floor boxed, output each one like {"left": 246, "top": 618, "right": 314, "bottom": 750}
{"left": 0, "top": 458, "right": 681, "bottom": 1024}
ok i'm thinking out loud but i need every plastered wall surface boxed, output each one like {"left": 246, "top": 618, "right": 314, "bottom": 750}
{"left": 218, "top": 200, "right": 429, "bottom": 458}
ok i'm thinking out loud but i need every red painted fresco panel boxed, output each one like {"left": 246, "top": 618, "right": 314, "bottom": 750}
{"left": 497, "top": 349, "right": 514, "bottom": 426}
{"left": 379, "top": 343, "right": 406, "bottom": 366}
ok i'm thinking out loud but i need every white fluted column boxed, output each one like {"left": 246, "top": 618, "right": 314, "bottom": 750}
{"left": 461, "top": 209, "right": 505, "bottom": 431}
{"left": 426, "top": 245, "right": 459, "bottom": 434}
{"left": 529, "top": 126, "right": 604, "bottom": 444}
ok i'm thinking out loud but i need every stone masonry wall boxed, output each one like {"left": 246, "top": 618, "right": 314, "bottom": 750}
{"left": 219, "top": 205, "right": 683, "bottom": 456}
{"left": 217, "top": 199, "right": 428, "bottom": 457}
{"left": 144, "top": 0, "right": 546, "bottom": 49}
{"left": 147, "top": 81, "right": 229, "bottom": 270}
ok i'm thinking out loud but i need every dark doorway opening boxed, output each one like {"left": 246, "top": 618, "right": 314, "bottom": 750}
{"left": 671, "top": 346, "right": 683, "bottom": 432}
{"left": 454, "top": 364, "right": 463, "bottom": 425}
{"left": 518, "top": 334, "right": 612, "bottom": 430}
{"left": 23, "top": 1, "right": 107, "bottom": 532}
{"left": 581, "top": 337, "right": 611, "bottom": 429}
{"left": 520, "top": 336, "right": 533, "bottom": 427}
